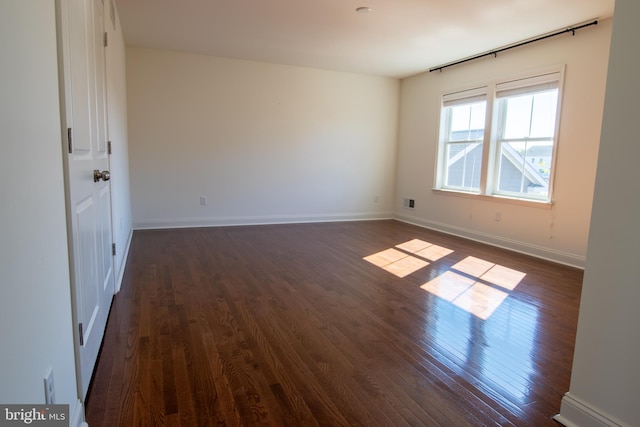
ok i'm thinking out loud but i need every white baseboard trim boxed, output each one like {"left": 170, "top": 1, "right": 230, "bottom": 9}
{"left": 133, "top": 212, "right": 394, "bottom": 230}
{"left": 69, "top": 399, "right": 84, "bottom": 427}
{"left": 114, "top": 227, "right": 133, "bottom": 294}
{"left": 132, "top": 212, "right": 584, "bottom": 267}
{"left": 394, "top": 213, "right": 586, "bottom": 269}
{"left": 554, "top": 393, "right": 628, "bottom": 427}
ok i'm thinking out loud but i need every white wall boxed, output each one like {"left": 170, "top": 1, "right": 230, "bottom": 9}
{"left": 126, "top": 48, "right": 399, "bottom": 228}
{"left": 105, "top": 3, "right": 132, "bottom": 291}
{"left": 557, "top": 1, "right": 640, "bottom": 425}
{"left": 0, "top": 0, "right": 79, "bottom": 412}
{"left": 395, "top": 19, "right": 612, "bottom": 267}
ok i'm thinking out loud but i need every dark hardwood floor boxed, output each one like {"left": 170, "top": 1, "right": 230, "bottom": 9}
{"left": 85, "top": 220, "right": 582, "bottom": 426}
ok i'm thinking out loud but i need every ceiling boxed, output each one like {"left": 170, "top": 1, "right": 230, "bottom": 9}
{"left": 114, "top": 0, "right": 615, "bottom": 79}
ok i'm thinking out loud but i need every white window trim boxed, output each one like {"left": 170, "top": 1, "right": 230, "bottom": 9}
{"left": 431, "top": 187, "right": 554, "bottom": 209}
{"left": 433, "top": 65, "right": 566, "bottom": 206}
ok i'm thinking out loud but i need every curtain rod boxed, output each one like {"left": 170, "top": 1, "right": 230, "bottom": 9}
{"left": 429, "top": 19, "right": 599, "bottom": 73}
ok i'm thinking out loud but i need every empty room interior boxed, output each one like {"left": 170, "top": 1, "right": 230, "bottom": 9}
{"left": 2, "top": 0, "right": 639, "bottom": 426}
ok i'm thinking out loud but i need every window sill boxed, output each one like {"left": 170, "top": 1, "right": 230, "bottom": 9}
{"left": 431, "top": 188, "right": 553, "bottom": 210}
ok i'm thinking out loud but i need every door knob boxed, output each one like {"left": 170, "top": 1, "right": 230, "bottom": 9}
{"left": 93, "top": 170, "right": 111, "bottom": 182}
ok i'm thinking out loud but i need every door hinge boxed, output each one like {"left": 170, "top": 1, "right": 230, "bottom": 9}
{"left": 103, "top": 31, "right": 108, "bottom": 47}
{"left": 107, "top": 140, "right": 112, "bottom": 155}
{"left": 79, "top": 323, "right": 84, "bottom": 346}
{"left": 67, "top": 128, "right": 73, "bottom": 153}
{"left": 112, "top": 243, "right": 116, "bottom": 256}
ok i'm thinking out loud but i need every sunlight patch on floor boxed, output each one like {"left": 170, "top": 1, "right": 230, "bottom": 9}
{"left": 364, "top": 241, "right": 526, "bottom": 320}
{"left": 395, "top": 239, "right": 453, "bottom": 261}
{"left": 420, "top": 271, "right": 474, "bottom": 300}
{"left": 383, "top": 256, "right": 429, "bottom": 278}
{"left": 395, "top": 238, "right": 431, "bottom": 253}
{"left": 424, "top": 256, "right": 526, "bottom": 319}
{"left": 451, "top": 256, "right": 495, "bottom": 277}
{"left": 363, "top": 248, "right": 407, "bottom": 267}
{"left": 420, "top": 271, "right": 510, "bottom": 320}
{"left": 363, "top": 247, "right": 429, "bottom": 278}
{"left": 415, "top": 244, "right": 454, "bottom": 261}
{"left": 452, "top": 282, "right": 509, "bottom": 320}
{"left": 478, "top": 263, "right": 526, "bottom": 291}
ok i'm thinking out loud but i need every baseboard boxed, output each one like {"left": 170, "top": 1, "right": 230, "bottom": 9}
{"left": 554, "top": 393, "right": 628, "bottom": 427}
{"left": 394, "top": 213, "right": 586, "bottom": 269}
{"left": 133, "top": 212, "right": 585, "bottom": 267}
{"left": 133, "top": 212, "right": 394, "bottom": 230}
{"left": 69, "top": 399, "right": 84, "bottom": 427}
{"left": 114, "top": 227, "right": 133, "bottom": 294}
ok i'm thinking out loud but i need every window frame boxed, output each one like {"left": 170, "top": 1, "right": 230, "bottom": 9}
{"left": 434, "top": 67, "right": 565, "bottom": 205}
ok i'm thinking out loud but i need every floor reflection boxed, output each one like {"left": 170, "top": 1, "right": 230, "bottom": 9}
{"left": 428, "top": 296, "right": 538, "bottom": 402}
{"left": 364, "top": 238, "right": 538, "bottom": 403}
{"left": 452, "top": 281, "right": 508, "bottom": 320}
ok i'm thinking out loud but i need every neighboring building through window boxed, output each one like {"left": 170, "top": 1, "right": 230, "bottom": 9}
{"left": 436, "top": 69, "right": 563, "bottom": 203}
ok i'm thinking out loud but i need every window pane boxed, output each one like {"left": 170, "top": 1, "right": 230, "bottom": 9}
{"left": 449, "top": 101, "right": 486, "bottom": 141}
{"left": 530, "top": 90, "right": 558, "bottom": 138}
{"left": 526, "top": 141, "right": 553, "bottom": 182}
{"left": 497, "top": 140, "right": 552, "bottom": 197}
{"left": 446, "top": 142, "right": 482, "bottom": 191}
{"left": 503, "top": 96, "right": 533, "bottom": 139}
{"left": 503, "top": 89, "right": 558, "bottom": 139}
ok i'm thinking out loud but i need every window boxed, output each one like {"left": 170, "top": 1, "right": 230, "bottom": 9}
{"left": 436, "top": 70, "right": 563, "bottom": 203}
{"left": 439, "top": 88, "right": 487, "bottom": 192}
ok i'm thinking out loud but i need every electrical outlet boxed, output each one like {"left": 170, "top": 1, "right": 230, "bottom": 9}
{"left": 44, "top": 367, "right": 55, "bottom": 404}
{"left": 374, "top": 195, "right": 379, "bottom": 203}
{"left": 199, "top": 196, "right": 208, "bottom": 206}
{"left": 494, "top": 211, "right": 502, "bottom": 222}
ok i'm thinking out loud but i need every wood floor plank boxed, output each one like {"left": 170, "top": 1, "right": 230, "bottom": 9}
{"left": 86, "top": 220, "right": 582, "bottom": 426}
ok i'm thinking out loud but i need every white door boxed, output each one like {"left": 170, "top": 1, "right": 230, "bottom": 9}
{"left": 58, "top": 0, "right": 115, "bottom": 399}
